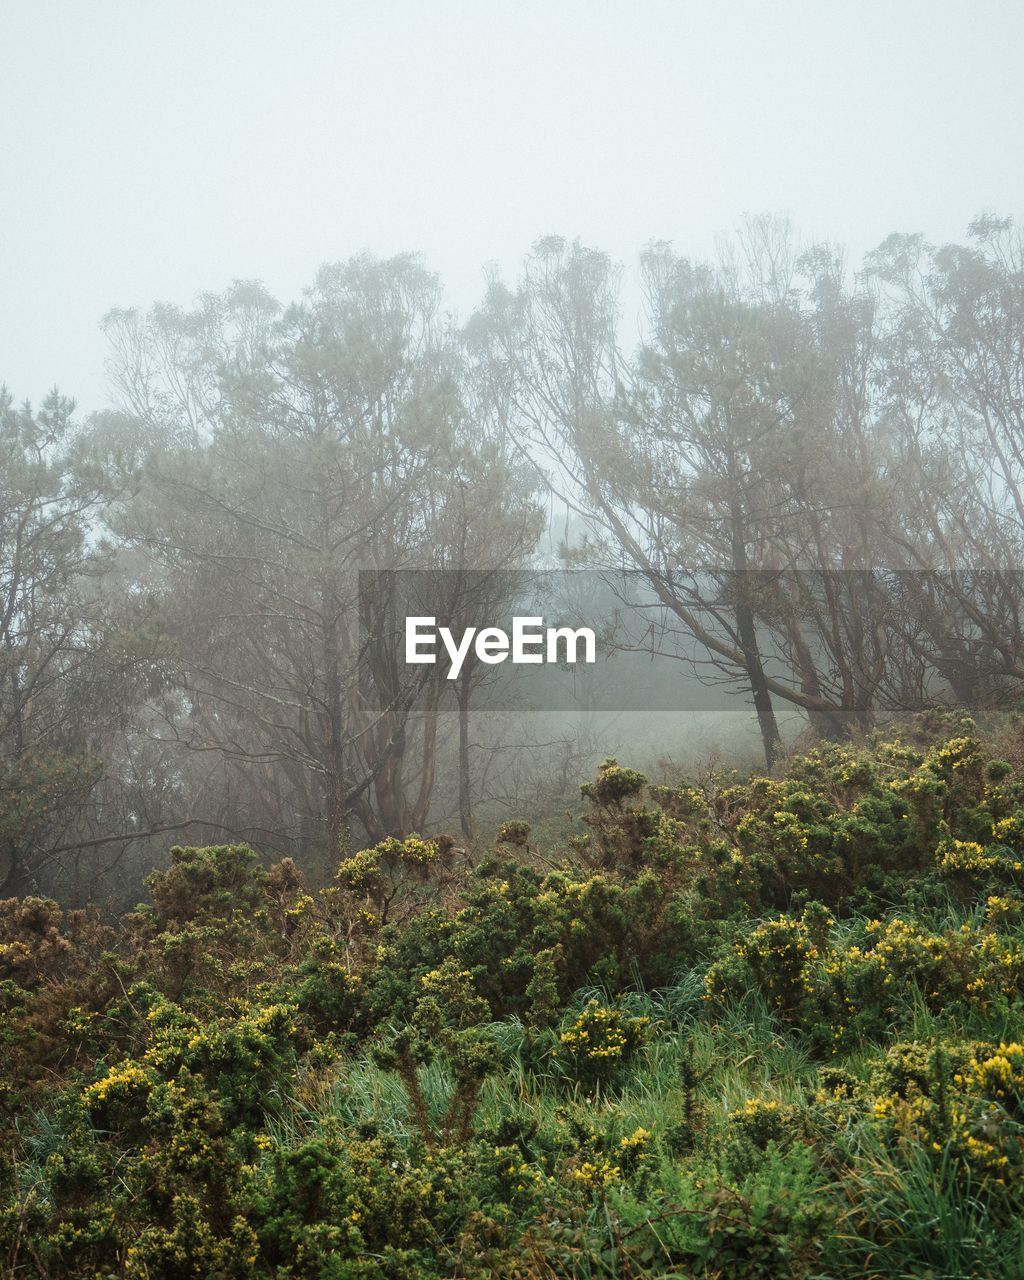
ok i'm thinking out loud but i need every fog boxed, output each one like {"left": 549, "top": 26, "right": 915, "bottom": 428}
{"left": 3, "top": 2, "right": 1024, "bottom": 906}
{"left": 4, "top": 0, "right": 1023, "bottom": 409}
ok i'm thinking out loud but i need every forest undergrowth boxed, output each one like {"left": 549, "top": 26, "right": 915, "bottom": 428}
{"left": 4, "top": 711, "right": 1024, "bottom": 1278}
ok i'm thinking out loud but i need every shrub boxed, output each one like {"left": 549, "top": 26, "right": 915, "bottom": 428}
{"left": 554, "top": 997, "right": 651, "bottom": 1090}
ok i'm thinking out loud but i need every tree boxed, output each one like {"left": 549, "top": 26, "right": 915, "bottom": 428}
{"left": 469, "top": 227, "right": 980, "bottom": 768}
{"left": 0, "top": 389, "right": 142, "bottom": 894}
{"left": 100, "top": 257, "right": 541, "bottom": 867}
{"left": 867, "top": 216, "right": 1024, "bottom": 706}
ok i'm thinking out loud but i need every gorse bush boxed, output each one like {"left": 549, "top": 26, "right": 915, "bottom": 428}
{"left": 707, "top": 911, "right": 1023, "bottom": 1048}
{"left": 554, "top": 997, "right": 652, "bottom": 1090}
{"left": 4, "top": 718, "right": 1024, "bottom": 1275}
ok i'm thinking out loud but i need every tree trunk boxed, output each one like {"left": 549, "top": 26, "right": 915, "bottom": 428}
{"left": 457, "top": 669, "right": 473, "bottom": 838}
{"left": 735, "top": 590, "right": 783, "bottom": 770}
{"left": 727, "top": 472, "right": 783, "bottom": 771}
{"left": 320, "top": 601, "right": 350, "bottom": 864}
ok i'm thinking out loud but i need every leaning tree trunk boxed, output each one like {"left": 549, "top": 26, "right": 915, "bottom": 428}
{"left": 728, "top": 481, "right": 783, "bottom": 771}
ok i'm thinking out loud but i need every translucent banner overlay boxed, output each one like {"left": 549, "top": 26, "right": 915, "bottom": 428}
{"left": 357, "top": 568, "right": 1018, "bottom": 715}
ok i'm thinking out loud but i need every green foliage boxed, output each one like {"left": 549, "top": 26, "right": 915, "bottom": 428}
{"left": 708, "top": 909, "right": 1023, "bottom": 1049}
{"left": 0, "top": 753, "right": 104, "bottom": 887}
{"left": 5, "top": 724, "right": 1024, "bottom": 1275}
{"left": 554, "top": 997, "right": 651, "bottom": 1090}
{"left": 371, "top": 959, "right": 500, "bottom": 1149}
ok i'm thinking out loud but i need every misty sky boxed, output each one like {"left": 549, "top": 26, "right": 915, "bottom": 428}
{"left": 3, "top": 0, "right": 1023, "bottom": 414}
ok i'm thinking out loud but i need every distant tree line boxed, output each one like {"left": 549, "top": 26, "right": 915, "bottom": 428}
{"left": 469, "top": 215, "right": 1024, "bottom": 765}
{"left": 3, "top": 217, "right": 1024, "bottom": 900}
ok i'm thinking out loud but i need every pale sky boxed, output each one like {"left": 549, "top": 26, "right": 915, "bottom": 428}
{"left": 3, "top": 0, "right": 1023, "bottom": 412}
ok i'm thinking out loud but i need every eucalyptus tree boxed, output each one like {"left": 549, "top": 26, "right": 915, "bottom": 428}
{"left": 0, "top": 388, "right": 154, "bottom": 895}
{"left": 866, "top": 216, "right": 1024, "bottom": 706}
{"left": 472, "top": 237, "right": 875, "bottom": 765}
{"left": 102, "top": 256, "right": 540, "bottom": 864}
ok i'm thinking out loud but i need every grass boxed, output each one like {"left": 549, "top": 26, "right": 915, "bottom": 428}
{"left": 258, "top": 979, "right": 1024, "bottom": 1278}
